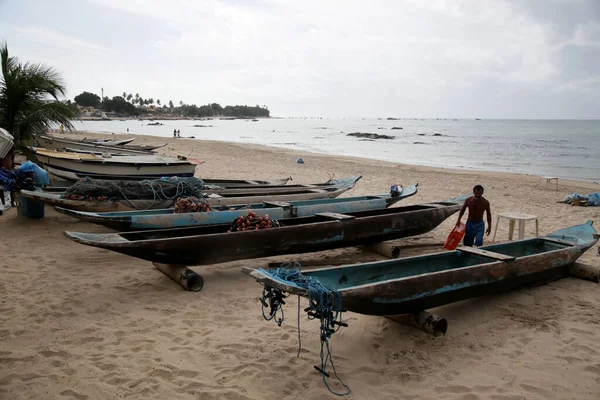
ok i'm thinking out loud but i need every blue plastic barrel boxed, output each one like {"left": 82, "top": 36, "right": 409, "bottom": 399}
{"left": 20, "top": 194, "right": 45, "bottom": 219}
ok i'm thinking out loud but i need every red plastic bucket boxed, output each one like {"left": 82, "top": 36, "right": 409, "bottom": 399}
{"left": 444, "top": 223, "right": 466, "bottom": 250}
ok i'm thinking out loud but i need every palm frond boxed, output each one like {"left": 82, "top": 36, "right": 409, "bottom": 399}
{"left": 0, "top": 43, "right": 74, "bottom": 144}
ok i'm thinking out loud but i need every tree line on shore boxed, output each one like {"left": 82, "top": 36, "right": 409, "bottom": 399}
{"left": 73, "top": 91, "right": 270, "bottom": 118}
{"left": 0, "top": 41, "right": 270, "bottom": 146}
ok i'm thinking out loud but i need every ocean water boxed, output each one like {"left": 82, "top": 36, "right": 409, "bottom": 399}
{"left": 73, "top": 118, "right": 600, "bottom": 182}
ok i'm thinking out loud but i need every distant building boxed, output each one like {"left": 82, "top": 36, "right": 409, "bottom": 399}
{"left": 78, "top": 106, "right": 107, "bottom": 118}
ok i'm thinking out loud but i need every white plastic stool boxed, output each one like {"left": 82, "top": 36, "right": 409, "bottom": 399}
{"left": 540, "top": 176, "right": 558, "bottom": 191}
{"left": 492, "top": 212, "right": 539, "bottom": 242}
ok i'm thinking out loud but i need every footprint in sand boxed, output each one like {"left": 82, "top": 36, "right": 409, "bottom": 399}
{"left": 59, "top": 389, "right": 89, "bottom": 400}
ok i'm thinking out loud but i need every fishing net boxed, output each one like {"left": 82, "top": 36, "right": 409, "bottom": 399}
{"left": 228, "top": 211, "right": 280, "bottom": 231}
{"left": 62, "top": 177, "right": 209, "bottom": 201}
{"left": 174, "top": 196, "right": 213, "bottom": 213}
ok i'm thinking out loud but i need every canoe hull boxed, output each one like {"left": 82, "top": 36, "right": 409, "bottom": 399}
{"left": 56, "top": 184, "right": 417, "bottom": 230}
{"left": 35, "top": 135, "right": 152, "bottom": 155}
{"left": 32, "top": 151, "right": 196, "bottom": 179}
{"left": 65, "top": 201, "right": 461, "bottom": 265}
{"left": 45, "top": 166, "right": 291, "bottom": 186}
{"left": 21, "top": 178, "right": 359, "bottom": 212}
{"left": 342, "top": 246, "right": 587, "bottom": 315}
{"left": 245, "top": 221, "right": 597, "bottom": 316}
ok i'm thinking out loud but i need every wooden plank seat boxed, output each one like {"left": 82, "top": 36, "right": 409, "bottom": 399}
{"left": 263, "top": 201, "right": 293, "bottom": 208}
{"left": 457, "top": 246, "right": 516, "bottom": 261}
{"left": 314, "top": 212, "right": 356, "bottom": 220}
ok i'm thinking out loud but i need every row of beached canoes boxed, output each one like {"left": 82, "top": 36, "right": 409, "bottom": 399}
{"left": 20, "top": 134, "right": 599, "bottom": 314}
{"left": 17, "top": 132, "right": 599, "bottom": 394}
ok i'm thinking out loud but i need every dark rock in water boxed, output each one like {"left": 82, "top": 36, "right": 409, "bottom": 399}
{"left": 147, "top": 122, "right": 163, "bottom": 126}
{"left": 348, "top": 132, "right": 395, "bottom": 140}
{"left": 413, "top": 141, "right": 427, "bottom": 144}
{"left": 378, "top": 127, "right": 385, "bottom": 130}
{"left": 192, "top": 124, "right": 213, "bottom": 127}
{"left": 391, "top": 126, "right": 403, "bottom": 130}
{"left": 387, "top": 117, "right": 399, "bottom": 120}
{"left": 359, "top": 139, "right": 376, "bottom": 141}
{"left": 433, "top": 133, "right": 443, "bottom": 136}
{"left": 418, "top": 133, "right": 426, "bottom": 136}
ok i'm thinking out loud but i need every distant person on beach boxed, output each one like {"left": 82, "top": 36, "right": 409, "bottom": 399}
{"left": 177, "top": 129, "right": 181, "bottom": 138}
{"left": 173, "top": 129, "right": 177, "bottom": 138}
{"left": 455, "top": 184, "right": 492, "bottom": 247}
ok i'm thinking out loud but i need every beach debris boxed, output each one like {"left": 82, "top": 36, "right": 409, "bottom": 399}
{"left": 297, "top": 157, "right": 304, "bottom": 164}
{"left": 390, "top": 183, "right": 403, "bottom": 197}
{"left": 347, "top": 132, "right": 394, "bottom": 140}
{"left": 0, "top": 167, "right": 35, "bottom": 192}
{"left": 228, "top": 211, "right": 280, "bottom": 232}
{"left": 559, "top": 192, "right": 600, "bottom": 206}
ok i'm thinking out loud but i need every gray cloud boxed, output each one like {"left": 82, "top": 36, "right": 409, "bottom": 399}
{"left": 1, "top": 0, "right": 598, "bottom": 118}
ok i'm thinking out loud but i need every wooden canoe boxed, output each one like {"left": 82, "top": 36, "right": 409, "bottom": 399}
{"left": 54, "top": 183, "right": 418, "bottom": 230}
{"left": 81, "top": 137, "right": 136, "bottom": 146}
{"left": 44, "top": 166, "right": 292, "bottom": 187}
{"left": 20, "top": 177, "right": 361, "bottom": 212}
{"left": 28, "top": 147, "right": 197, "bottom": 179}
{"left": 64, "top": 196, "right": 465, "bottom": 266}
{"left": 243, "top": 221, "right": 598, "bottom": 316}
{"left": 35, "top": 134, "right": 156, "bottom": 155}
{"left": 44, "top": 177, "right": 359, "bottom": 196}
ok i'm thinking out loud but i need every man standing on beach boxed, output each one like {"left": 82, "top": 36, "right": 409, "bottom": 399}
{"left": 455, "top": 185, "right": 492, "bottom": 247}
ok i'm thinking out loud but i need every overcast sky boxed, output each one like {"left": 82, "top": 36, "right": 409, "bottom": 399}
{"left": 1, "top": 0, "right": 599, "bottom": 118}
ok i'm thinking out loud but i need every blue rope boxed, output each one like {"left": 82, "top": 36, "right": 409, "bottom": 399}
{"left": 257, "top": 262, "right": 351, "bottom": 396}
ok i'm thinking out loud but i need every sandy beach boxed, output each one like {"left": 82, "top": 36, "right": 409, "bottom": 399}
{"left": 1, "top": 131, "right": 599, "bottom": 400}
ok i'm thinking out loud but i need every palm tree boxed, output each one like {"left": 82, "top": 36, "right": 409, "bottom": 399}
{"left": 0, "top": 42, "right": 76, "bottom": 145}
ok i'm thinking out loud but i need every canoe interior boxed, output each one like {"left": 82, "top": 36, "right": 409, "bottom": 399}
{"left": 301, "top": 238, "right": 573, "bottom": 290}
{"left": 114, "top": 203, "right": 449, "bottom": 241}
{"left": 83, "top": 195, "right": 397, "bottom": 218}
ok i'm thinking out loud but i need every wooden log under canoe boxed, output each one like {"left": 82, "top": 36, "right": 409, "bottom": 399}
{"left": 153, "top": 263, "right": 204, "bottom": 291}
{"left": 386, "top": 311, "right": 448, "bottom": 336}
{"left": 569, "top": 262, "right": 600, "bottom": 283}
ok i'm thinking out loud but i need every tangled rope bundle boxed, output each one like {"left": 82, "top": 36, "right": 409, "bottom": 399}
{"left": 228, "top": 211, "right": 280, "bottom": 232}
{"left": 61, "top": 177, "right": 209, "bottom": 210}
{"left": 174, "top": 197, "right": 212, "bottom": 213}
{"left": 0, "top": 168, "right": 35, "bottom": 192}
{"left": 256, "top": 262, "right": 351, "bottom": 396}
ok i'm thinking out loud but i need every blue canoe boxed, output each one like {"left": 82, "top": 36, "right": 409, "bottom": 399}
{"left": 55, "top": 184, "right": 419, "bottom": 230}
{"left": 244, "top": 220, "right": 598, "bottom": 316}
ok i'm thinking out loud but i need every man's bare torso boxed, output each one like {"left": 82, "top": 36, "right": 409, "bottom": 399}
{"left": 465, "top": 196, "right": 489, "bottom": 223}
